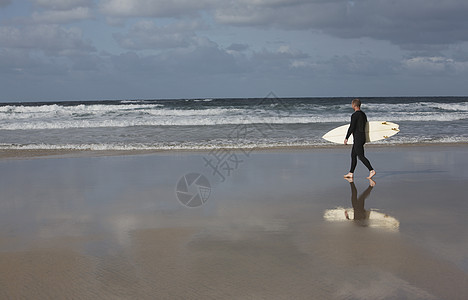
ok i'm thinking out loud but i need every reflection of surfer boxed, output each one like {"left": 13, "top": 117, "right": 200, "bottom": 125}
{"left": 344, "top": 178, "right": 375, "bottom": 221}
{"left": 324, "top": 179, "right": 399, "bottom": 231}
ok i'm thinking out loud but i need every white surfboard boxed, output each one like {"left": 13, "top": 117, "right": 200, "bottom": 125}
{"left": 323, "top": 207, "right": 400, "bottom": 231}
{"left": 322, "top": 121, "right": 400, "bottom": 144}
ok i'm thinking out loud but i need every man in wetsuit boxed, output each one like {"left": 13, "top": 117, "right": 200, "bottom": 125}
{"left": 344, "top": 99, "right": 376, "bottom": 179}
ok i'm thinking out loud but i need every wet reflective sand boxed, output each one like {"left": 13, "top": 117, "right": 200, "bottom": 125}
{"left": 1, "top": 145, "right": 467, "bottom": 299}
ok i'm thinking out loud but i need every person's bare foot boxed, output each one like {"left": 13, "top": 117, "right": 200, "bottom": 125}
{"left": 368, "top": 178, "right": 376, "bottom": 187}
{"left": 344, "top": 177, "right": 353, "bottom": 183}
{"left": 367, "top": 170, "right": 376, "bottom": 179}
{"left": 344, "top": 172, "right": 354, "bottom": 179}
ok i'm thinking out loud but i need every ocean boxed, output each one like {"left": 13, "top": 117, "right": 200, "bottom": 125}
{"left": 1, "top": 95, "right": 467, "bottom": 151}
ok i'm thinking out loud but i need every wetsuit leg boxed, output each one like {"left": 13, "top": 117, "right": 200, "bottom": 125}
{"left": 350, "top": 146, "right": 358, "bottom": 173}
{"left": 351, "top": 141, "right": 373, "bottom": 172}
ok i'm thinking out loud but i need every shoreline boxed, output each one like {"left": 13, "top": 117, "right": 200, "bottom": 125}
{"left": 1, "top": 142, "right": 467, "bottom": 160}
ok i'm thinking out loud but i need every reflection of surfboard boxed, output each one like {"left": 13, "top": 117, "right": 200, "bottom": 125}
{"left": 323, "top": 207, "right": 400, "bottom": 231}
{"left": 322, "top": 121, "right": 400, "bottom": 144}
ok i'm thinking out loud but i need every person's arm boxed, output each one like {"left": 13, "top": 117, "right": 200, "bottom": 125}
{"left": 344, "top": 113, "right": 357, "bottom": 143}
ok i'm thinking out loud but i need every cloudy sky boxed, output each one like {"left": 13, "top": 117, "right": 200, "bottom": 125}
{"left": 1, "top": 0, "right": 468, "bottom": 102}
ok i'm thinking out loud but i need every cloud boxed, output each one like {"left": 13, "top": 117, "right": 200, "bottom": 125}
{"left": 451, "top": 43, "right": 468, "bottom": 62}
{"left": 29, "top": 0, "right": 94, "bottom": 24}
{"left": 32, "top": 6, "right": 92, "bottom": 24}
{"left": 114, "top": 20, "right": 204, "bottom": 50}
{"left": 0, "top": 49, "right": 70, "bottom": 78}
{"left": 250, "top": 45, "right": 312, "bottom": 73}
{"left": 214, "top": 1, "right": 352, "bottom": 28}
{"left": 0, "top": 0, "right": 11, "bottom": 8}
{"left": 226, "top": 43, "right": 249, "bottom": 52}
{"left": 325, "top": 53, "right": 401, "bottom": 76}
{"left": 2, "top": 0, "right": 468, "bottom": 100}
{"left": 404, "top": 56, "right": 468, "bottom": 75}
{"left": 214, "top": 0, "right": 468, "bottom": 49}
{"left": 0, "top": 24, "right": 95, "bottom": 55}
{"left": 111, "top": 40, "right": 247, "bottom": 76}
{"left": 34, "top": 0, "right": 93, "bottom": 10}
{"left": 100, "top": 0, "right": 214, "bottom": 18}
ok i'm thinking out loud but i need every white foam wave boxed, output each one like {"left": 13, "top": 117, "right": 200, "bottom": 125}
{"left": 370, "top": 112, "right": 467, "bottom": 122}
{"left": 0, "top": 101, "right": 466, "bottom": 131}
{"left": 2, "top": 135, "right": 467, "bottom": 152}
{"left": 1, "top": 112, "right": 466, "bottom": 130}
{"left": 0, "top": 142, "right": 283, "bottom": 151}
{"left": 1, "top": 100, "right": 466, "bottom": 116}
{"left": 0, "top": 115, "right": 349, "bottom": 130}
{"left": 365, "top": 101, "right": 468, "bottom": 112}
{"left": 0, "top": 103, "right": 169, "bottom": 119}
{"left": 120, "top": 100, "right": 155, "bottom": 104}
{"left": 432, "top": 102, "right": 468, "bottom": 111}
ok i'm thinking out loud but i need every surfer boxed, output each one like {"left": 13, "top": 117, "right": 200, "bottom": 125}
{"left": 344, "top": 99, "right": 376, "bottom": 179}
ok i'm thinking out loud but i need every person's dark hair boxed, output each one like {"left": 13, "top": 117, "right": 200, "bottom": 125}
{"left": 352, "top": 98, "right": 361, "bottom": 108}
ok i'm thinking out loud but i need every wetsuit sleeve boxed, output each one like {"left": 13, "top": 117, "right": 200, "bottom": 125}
{"left": 345, "top": 113, "right": 357, "bottom": 139}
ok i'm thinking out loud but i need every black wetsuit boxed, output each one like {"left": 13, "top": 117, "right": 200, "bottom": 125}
{"left": 346, "top": 110, "right": 373, "bottom": 173}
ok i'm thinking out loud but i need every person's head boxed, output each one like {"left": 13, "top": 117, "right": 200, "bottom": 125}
{"left": 351, "top": 98, "right": 361, "bottom": 110}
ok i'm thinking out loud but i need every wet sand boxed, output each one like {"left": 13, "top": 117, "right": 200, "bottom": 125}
{"left": 1, "top": 145, "right": 467, "bottom": 299}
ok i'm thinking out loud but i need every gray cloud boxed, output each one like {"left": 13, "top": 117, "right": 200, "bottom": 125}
{"left": 100, "top": 0, "right": 214, "bottom": 18}
{"left": 227, "top": 43, "right": 249, "bottom": 52}
{"left": 0, "top": 0, "right": 11, "bottom": 8}
{"left": 403, "top": 56, "right": 468, "bottom": 76}
{"left": 0, "top": 24, "right": 95, "bottom": 55}
{"left": 98, "top": 0, "right": 468, "bottom": 52}
{"left": 34, "top": 0, "right": 93, "bottom": 10}
{"left": 214, "top": 0, "right": 468, "bottom": 49}
{"left": 109, "top": 42, "right": 315, "bottom": 79}
{"left": 451, "top": 44, "right": 468, "bottom": 62}
{"left": 111, "top": 41, "right": 247, "bottom": 76}
{"left": 2, "top": 0, "right": 468, "bottom": 101}
{"left": 31, "top": 6, "right": 93, "bottom": 24}
{"left": 252, "top": 45, "right": 310, "bottom": 72}
{"left": 114, "top": 20, "right": 204, "bottom": 50}
{"left": 0, "top": 49, "right": 72, "bottom": 82}
{"left": 325, "top": 53, "right": 401, "bottom": 77}
{"left": 29, "top": 0, "right": 94, "bottom": 24}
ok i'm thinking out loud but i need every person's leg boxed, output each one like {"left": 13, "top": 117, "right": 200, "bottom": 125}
{"left": 355, "top": 143, "right": 374, "bottom": 168}
{"left": 354, "top": 142, "right": 376, "bottom": 178}
{"left": 344, "top": 146, "right": 358, "bottom": 178}
{"left": 350, "top": 145, "right": 358, "bottom": 172}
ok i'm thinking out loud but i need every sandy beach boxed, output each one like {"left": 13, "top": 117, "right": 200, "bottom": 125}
{"left": 1, "top": 144, "right": 467, "bottom": 299}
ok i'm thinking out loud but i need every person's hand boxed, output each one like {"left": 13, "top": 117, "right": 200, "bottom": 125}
{"left": 344, "top": 139, "right": 348, "bottom": 145}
